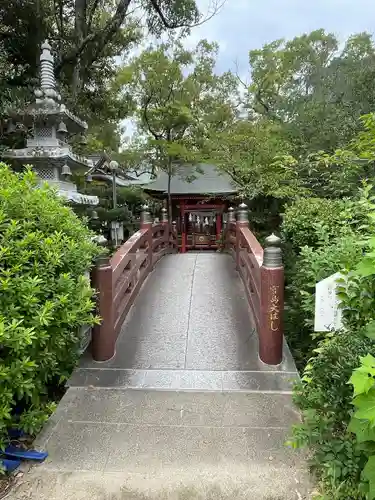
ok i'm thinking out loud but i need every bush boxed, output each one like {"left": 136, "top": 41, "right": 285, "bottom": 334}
{"left": 290, "top": 329, "right": 375, "bottom": 499}
{"left": 284, "top": 228, "right": 363, "bottom": 368}
{"left": 0, "top": 164, "right": 101, "bottom": 447}
{"left": 281, "top": 187, "right": 375, "bottom": 369}
{"left": 288, "top": 186, "right": 375, "bottom": 498}
{"left": 347, "top": 353, "right": 375, "bottom": 499}
{"left": 282, "top": 197, "right": 363, "bottom": 252}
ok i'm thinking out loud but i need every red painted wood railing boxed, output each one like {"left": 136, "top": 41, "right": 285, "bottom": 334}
{"left": 225, "top": 204, "right": 285, "bottom": 365}
{"left": 91, "top": 206, "right": 177, "bottom": 361}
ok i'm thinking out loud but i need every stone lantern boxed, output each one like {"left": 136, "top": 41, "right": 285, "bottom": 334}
{"left": 4, "top": 40, "right": 98, "bottom": 206}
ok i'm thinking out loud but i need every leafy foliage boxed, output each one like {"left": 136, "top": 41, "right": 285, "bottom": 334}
{"left": 289, "top": 330, "right": 375, "bottom": 499}
{"left": 284, "top": 230, "right": 362, "bottom": 369}
{"left": 205, "top": 119, "right": 293, "bottom": 199}
{"left": 248, "top": 30, "right": 375, "bottom": 155}
{"left": 0, "top": 0, "right": 213, "bottom": 152}
{"left": 123, "top": 39, "right": 237, "bottom": 218}
{"left": 287, "top": 185, "right": 375, "bottom": 498}
{"left": 348, "top": 354, "right": 375, "bottom": 499}
{"left": 0, "top": 163, "right": 101, "bottom": 449}
{"left": 282, "top": 197, "right": 357, "bottom": 251}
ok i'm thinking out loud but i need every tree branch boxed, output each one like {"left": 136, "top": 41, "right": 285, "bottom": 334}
{"left": 143, "top": 94, "right": 162, "bottom": 140}
{"left": 55, "top": 0, "right": 132, "bottom": 75}
{"left": 87, "top": 0, "right": 100, "bottom": 33}
{"left": 53, "top": 0, "right": 63, "bottom": 37}
{"left": 149, "top": 0, "right": 227, "bottom": 30}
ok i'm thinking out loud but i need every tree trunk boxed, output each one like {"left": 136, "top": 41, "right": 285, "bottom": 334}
{"left": 167, "top": 158, "right": 172, "bottom": 224}
{"left": 72, "top": 0, "right": 86, "bottom": 100}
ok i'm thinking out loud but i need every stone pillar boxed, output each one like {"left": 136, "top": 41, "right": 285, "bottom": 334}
{"left": 236, "top": 203, "right": 248, "bottom": 270}
{"left": 91, "top": 256, "right": 115, "bottom": 361}
{"left": 259, "top": 234, "right": 284, "bottom": 365}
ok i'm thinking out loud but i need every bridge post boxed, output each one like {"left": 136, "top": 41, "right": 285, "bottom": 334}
{"left": 226, "top": 207, "right": 235, "bottom": 249}
{"left": 161, "top": 207, "right": 168, "bottom": 225}
{"left": 228, "top": 206, "right": 235, "bottom": 223}
{"left": 91, "top": 255, "right": 115, "bottom": 361}
{"left": 161, "top": 207, "right": 168, "bottom": 248}
{"left": 259, "top": 234, "right": 284, "bottom": 365}
{"left": 140, "top": 204, "right": 153, "bottom": 270}
{"left": 172, "top": 220, "right": 177, "bottom": 250}
{"left": 236, "top": 203, "right": 248, "bottom": 270}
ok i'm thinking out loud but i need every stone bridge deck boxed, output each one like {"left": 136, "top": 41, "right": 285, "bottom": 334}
{"left": 77, "top": 252, "right": 297, "bottom": 388}
{"left": 9, "top": 254, "right": 310, "bottom": 500}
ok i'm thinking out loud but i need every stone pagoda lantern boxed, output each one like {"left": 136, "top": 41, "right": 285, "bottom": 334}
{"left": 4, "top": 40, "right": 98, "bottom": 206}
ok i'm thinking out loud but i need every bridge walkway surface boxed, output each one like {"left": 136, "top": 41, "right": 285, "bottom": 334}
{"left": 9, "top": 253, "right": 311, "bottom": 500}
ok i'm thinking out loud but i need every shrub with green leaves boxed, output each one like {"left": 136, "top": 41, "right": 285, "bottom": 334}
{"left": 290, "top": 329, "right": 375, "bottom": 499}
{"left": 282, "top": 185, "right": 375, "bottom": 369}
{"left": 348, "top": 354, "right": 375, "bottom": 499}
{"left": 0, "top": 163, "right": 101, "bottom": 448}
{"left": 288, "top": 186, "right": 375, "bottom": 498}
{"left": 282, "top": 196, "right": 362, "bottom": 252}
{"left": 284, "top": 228, "right": 363, "bottom": 368}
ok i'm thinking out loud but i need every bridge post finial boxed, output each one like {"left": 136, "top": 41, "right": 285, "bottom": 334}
{"left": 236, "top": 202, "right": 248, "bottom": 226}
{"left": 161, "top": 207, "right": 168, "bottom": 224}
{"left": 227, "top": 206, "right": 235, "bottom": 223}
{"left": 140, "top": 204, "right": 152, "bottom": 228}
{"left": 263, "top": 233, "right": 282, "bottom": 268}
{"left": 259, "top": 232, "right": 284, "bottom": 366}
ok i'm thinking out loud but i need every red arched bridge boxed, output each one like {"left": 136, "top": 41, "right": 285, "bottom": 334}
{"left": 90, "top": 203, "right": 288, "bottom": 369}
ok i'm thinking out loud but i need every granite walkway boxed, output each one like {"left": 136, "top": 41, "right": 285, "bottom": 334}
{"left": 8, "top": 253, "right": 311, "bottom": 500}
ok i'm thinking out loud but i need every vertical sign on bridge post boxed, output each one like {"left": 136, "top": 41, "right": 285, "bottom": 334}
{"left": 260, "top": 234, "right": 284, "bottom": 365}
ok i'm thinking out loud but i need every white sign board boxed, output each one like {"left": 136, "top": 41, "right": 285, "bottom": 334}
{"left": 314, "top": 272, "right": 343, "bottom": 332}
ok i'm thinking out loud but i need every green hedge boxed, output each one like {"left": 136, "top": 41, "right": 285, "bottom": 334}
{"left": 0, "top": 163, "right": 101, "bottom": 447}
{"left": 290, "top": 329, "right": 374, "bottom": 499}
{"left": 284, "top": 230, "right": 363, "bottom": 368}
{"left": 284, "top": 186, "right": 375, "bottom": 498}
{"left": 282, "top": 197, "right": 362, "bottom": 252}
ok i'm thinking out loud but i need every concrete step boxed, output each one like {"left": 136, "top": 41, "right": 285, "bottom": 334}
{"left": 68, "top": 368, "right": 299, "bottom": 393}
{"left": 10, "top": 388, "right": 311, "bottom": 499}
{"left": 11, "top": 467, "right": 311, "bottom": 500}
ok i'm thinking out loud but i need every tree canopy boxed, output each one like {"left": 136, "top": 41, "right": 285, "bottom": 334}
{"left": 0, "top": 0, "right": 222, "bottom": 152}
{"left": 247, "top": 29, "right": 375, "bottom": 155}
{"left": 120, "top": 38, "right": 237, "bottom": 217}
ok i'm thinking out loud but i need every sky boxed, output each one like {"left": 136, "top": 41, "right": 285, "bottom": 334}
{"left": 187, "top": 0, "right": 375, "bottom": 81}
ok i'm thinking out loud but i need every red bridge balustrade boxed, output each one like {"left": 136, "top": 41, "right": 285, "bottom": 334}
{"left": 91, "top": 206, "right": 177, "bottom": 361}
{"left": 91, "top": 203, "right": 284, "bottom": 366}
{"left": 225, "top": 203, "right": 284, "bottom": 365}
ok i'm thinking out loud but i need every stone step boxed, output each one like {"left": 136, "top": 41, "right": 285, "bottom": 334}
{"left": 68, "top": 368, "right": 299, "bottom": 393}
{"left": 21, "top": 387, "right": 310, "bottom": 500}
{"left": 9, "top": 466, "right": 311, "bottom": 500}
{"left": 56, "top": 387, "right": 301, "bottom": 428}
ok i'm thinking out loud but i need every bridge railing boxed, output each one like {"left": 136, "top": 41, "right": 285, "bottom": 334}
{"left": 91, "top": 206, "right": 177, "bottom": 361}
{"left": 225, "top": 204, "right": 284, "bottom": 365}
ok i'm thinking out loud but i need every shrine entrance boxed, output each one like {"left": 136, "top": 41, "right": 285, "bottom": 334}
{"left": 179, "top": 203, "right": 224, "bottom": 253}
